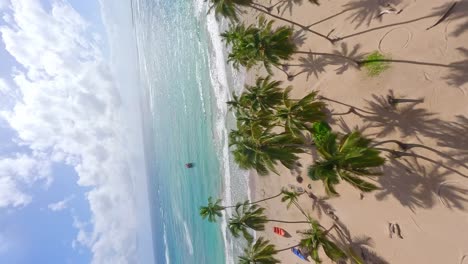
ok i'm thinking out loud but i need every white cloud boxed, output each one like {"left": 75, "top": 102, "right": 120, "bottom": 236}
{"left": 0, "top": 79, "right": 10, "bottom": 94}
{"left": 0, "top": 0, "right": 9, "bottom": 11}
{"left": 0, "top": 1, "right": 147, "bottom": 263}
{"left": 0, "top": 154, "right": 51, "bottom": 208}
{"left": 48, "top": 195, "right": 74, "bottom": 212}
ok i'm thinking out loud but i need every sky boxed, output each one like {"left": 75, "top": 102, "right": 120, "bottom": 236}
{"left": 0, "top": 0, "right": 154, "bottom": 263}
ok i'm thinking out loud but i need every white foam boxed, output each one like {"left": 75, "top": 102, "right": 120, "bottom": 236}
{"left": 194, "top": 0, "right": 252, "bottom": 262}
{"left": 163, "top": 223, "right": 171, "bottom": 264}
{"left": 203, "top": 5, "right": 235, "bottom": 264}
{"left": 183, "top": 221, "right": 195, "bottom": 256}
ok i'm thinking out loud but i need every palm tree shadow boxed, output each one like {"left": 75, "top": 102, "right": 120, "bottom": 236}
{"left": 343, "top": 0, "right": 403, "bottom": 29}
{"left": 430, "top": 0, "right": 468, "bottom": 37}
{"left": 288, "top": 54, "right": 330, "bottom": 80}
{"left": 428, "top": 115, "right": 468, "bottom": 168}
{"left": 274, "top": 0, "right": 317, "bottom": 17}
{"left": 363, "top": 94, "right": 441, "bottom": 140}
{"left": 444, "top": 47, "right": 468, "bottom": 87}
{"left": 329, "top": 43, "right": 366, "bottom": 74}
{"left": 336, "top": 1, "right": 466, "bottom": 41}
{"left": 346, "top": 236, "right": 390, "bottom": 264}
{"left": 291, "top": 30, "right": 307, "bottom": 48}
{"left": 376, "top": 157, "right": 462, "bottom": 211}
{"left": 289, "top": 43, "right": 365, "bottom": 79}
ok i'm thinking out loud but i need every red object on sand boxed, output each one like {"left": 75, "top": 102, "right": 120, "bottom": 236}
{"left": 273, "top": 226, "right": 286, "bottom": 236}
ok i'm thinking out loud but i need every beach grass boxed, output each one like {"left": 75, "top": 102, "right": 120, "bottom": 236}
{"left": 363, "top": 51, "right": 390, "bottom": 77}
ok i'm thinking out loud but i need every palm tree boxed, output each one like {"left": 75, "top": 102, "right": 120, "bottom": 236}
{"left": 207, "top": 0, "right": 333, "bottom": 43}
{"left": 228, "top": 76, "right": 284, "bottom": 114}
{"left": 275, "top": 88, "right": 326, "bottom": 137}
{"left": 231, "top": 127, "right": 305, "bottom": 175}
{"left": 229, "top": 202, "right": 310, "bottom": 241}
{"left": 298, "top": 220, "right": 347, "bottom": 263}
{"left": 281, "top": 189, "right": 310, "bottom": 219}
{"left": 200, "top": 197, "right": 227, "bottom": 222}
{"left": 222, "top": 16, "right": 296, "bottom": 72}
{"left": 239, "top": 237, "right": 298, "bottom": 264}
{"left": 199, "top": 190, "right": 286, "bottom": 222}
{"left": 222, "top": 19, "right": 360, "bottom": 73}
{"left": 307, "top": 122, "right": 385, "bottom": 195}
{"left": 281, "top": 189, "right": 302, "bottom": 209}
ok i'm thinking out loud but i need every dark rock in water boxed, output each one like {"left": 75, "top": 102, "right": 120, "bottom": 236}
{"left": 185, "top": 163, "right": 194, "bottom": 168}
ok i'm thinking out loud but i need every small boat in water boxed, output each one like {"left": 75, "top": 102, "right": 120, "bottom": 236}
{"left": 185, "top": 163, "right": 194, "bottom": 168}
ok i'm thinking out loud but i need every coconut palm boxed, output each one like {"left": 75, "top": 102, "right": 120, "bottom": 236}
{"left": 275, "top": 88, "right": 326, "bottom": 137}
{"left": 307, "top": 122, "right": 385, "bottom": 195}
{"left": 207, "top": 0, "right": 333, "bottom": 42}
{"left": 222, "top": 18, "right": 360, "bottom": 74}
{"left": 239, "top": 237, "right": 298, "bottom": 264}
{"left": 222, "top": 16, "right": 296, "bottom": 72}
{"left": 200, "top": 197, "right": 227, "bottom": 222}
{"left": 229, "top": 76, "right": 284, "bottom": 114}
{"left": 281, "top": 189, "right": 302, "bottom": 209}
{"left": 230, "top": 126, "right": 305, "bottom": 175}
{"left": 229, "top": 202, "right": 310, "bottom": 241}
{"left": 299, "top": 220, "right": 347, "bottom": 263}
{"left": 199, "top": 190, "right": 287, "bottom": 222}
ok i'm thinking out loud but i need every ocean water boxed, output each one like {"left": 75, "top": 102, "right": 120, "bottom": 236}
{"left": 132, "top": 0, "right": 251, "bottom": 263}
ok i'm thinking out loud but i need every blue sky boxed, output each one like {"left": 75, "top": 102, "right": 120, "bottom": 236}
{"left": 0, "top": 0, "right": 153, "bottom": 263}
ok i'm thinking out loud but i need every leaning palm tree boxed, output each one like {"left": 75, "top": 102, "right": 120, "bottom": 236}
{"left": 275, "top": 88, "right": 326, "bottom": 137}
{"left": 230, "top": 126, "right": 305, "bottom": 175}
{"left": 222, "top": 16, "right": 296, "bottom": 72}
{"left": 239, "top": 237, "right": 298, "bottom": 264}
{"left": 199, "top": 190, "right": 287, "bottom": 222}
{"left": 222, "top": 18, "right": 360, "bottom": 74}
{"left": 280, "top": 189, "right": 302, "bottom": 209}
{"left": 299, "top": 220, "right": 347, "bottom": 263}
{"left": 207, "top": 0, "right": 333, "bottom": 42}
{"left": 200, "top": 197, "right": 227, "bottom": 222}
{"left": 228, "top": 76, "right": 284, "bottom": 114}
{"left": 229, "top": 202, "right": 310, "bottom": 241}
{"left": 307, "top": 122, "right": 385, "bottom": 195}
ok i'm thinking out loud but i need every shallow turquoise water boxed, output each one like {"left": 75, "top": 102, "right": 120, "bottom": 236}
{"left": 133, "top": 0, "right": 246, "bottom": 263}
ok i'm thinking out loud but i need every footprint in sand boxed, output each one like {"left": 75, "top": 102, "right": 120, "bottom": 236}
{"left": 378, "top": 27, "right": 412, "bottom": 54}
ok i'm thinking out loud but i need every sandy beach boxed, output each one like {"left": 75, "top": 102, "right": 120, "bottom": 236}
{"left": 243, "top": 0, "right": 468, "bottom": 263}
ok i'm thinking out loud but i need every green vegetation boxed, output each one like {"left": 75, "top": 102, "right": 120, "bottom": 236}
{"left": 308, "top": 122, "right": 385, "bottom": 196}
{"left": 298, "top": 220, "right": 347, "bottom": 263}
{"left": 362, "top": 51, "right": 391, "bottom": 76}
{"left": 207, "top": 0, "right": 333, "bottom": 42}
{"left": 222, "top": 17, "right": 296, "bottom": 72}
{"left": 200, "top": 191, "right": 350, "bottom": 264}
{"left": 227, "top": 76, "right": 326, "bottom": 175}
{"left": 238, "top": 237, "right": 283, "bottom": 264}
{"left": 200, "top": 2, "right": 447, "bottom": 263}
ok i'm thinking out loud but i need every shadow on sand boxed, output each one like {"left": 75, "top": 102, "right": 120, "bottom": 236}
{"left": 323, "top": 92, "right": 468, "bottom": 210}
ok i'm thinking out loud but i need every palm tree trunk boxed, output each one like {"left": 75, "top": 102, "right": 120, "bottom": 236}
{"left": 317, "top": 96, "right": 375, "bottom": 115}
{"left": 276, "top": 243, "right": 301, "bottom": 252}
{"left": 248, "top": 5, "right": 334, "bottom": 43}
{"left": 223, "top": 191, "right": 284, "bottom": 208}
{"left": 371, "top": 140, "right": 408, "bottom": 150}
{"left": 294, "top": 51, "right": 359, "bottom": 65}
{"left": 375, "top": 147, "right": 467, "bottom": 177}
{"left": 250, "top": 191, "right": 284, "bottom": 204}
{"left": 372, "top": 140, "right": 468, "bottom": 169}
{"left": 251, "top": 2, "right": 273, "bottom": 12}
{"left": 267, "top": 219, "right": 311, "bottom": 224}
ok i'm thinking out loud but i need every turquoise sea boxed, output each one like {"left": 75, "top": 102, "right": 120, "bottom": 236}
{"left": 132, "top": 0, "right": 251, "bottom": 263}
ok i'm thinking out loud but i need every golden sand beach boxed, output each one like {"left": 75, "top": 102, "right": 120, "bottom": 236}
{"left": 241, "top": 0, "right": 468, "bottom": 263}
